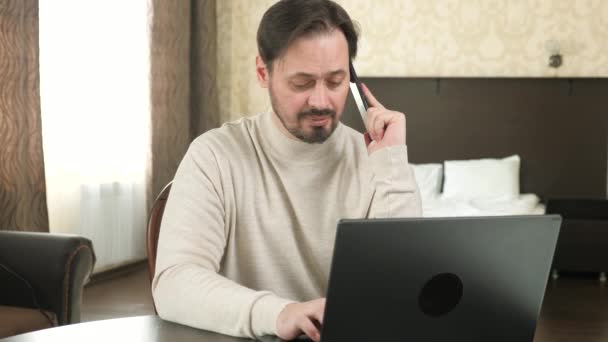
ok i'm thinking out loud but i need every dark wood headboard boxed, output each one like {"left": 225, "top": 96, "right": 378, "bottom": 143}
{"left": 342, "top": 78, "right": 608, "bottom": 200}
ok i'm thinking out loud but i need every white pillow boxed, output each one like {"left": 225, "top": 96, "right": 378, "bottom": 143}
{"left": 411, "top": 163, "right": 443, "bottom": 199}
{"left": 442, "top": 155, "right": 521, "bottom": 200}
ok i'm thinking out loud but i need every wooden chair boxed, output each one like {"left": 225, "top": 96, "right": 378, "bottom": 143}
{"left": 146, "top": 182, "right": 173, "bottom": 284}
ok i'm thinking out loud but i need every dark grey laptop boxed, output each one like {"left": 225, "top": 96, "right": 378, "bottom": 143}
{"left": 320, "top": 215, "right": 561, "bottom": 342}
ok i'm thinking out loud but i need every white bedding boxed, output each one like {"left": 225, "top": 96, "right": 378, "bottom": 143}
{"left": 421, "top": 193, "right": 546, "bottom": 218}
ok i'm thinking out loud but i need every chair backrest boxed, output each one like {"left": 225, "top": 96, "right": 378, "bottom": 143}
{"left": 146, "top": 182, "right": 172, "bottom": 284}
{"left": 0, "top": 231, "right": 95, "bottom": 328}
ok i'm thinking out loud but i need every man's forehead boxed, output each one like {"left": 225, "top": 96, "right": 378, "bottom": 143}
{"left": 271, "top": 29, "right": 349, "bottom": 76}
{"left": 287, "top": 70, "right": 347, "bottom": 79}
{"left": 273, "top": 51, "right": 349, "bottom": 79}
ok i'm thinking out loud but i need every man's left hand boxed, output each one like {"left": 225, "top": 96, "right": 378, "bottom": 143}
{"left": 361, "top": 83, "right": 406, "bottom": 155}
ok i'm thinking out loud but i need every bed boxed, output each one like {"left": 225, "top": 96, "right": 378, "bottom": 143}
{"left": 410, "top": 156, "right": 546, "bottom": 217}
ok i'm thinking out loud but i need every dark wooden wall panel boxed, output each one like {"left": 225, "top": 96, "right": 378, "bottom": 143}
{"left": 342, "top": 78, "right": 608, "bottom": 200}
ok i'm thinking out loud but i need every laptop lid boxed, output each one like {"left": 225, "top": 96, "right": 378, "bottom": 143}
{"left": 320, "top": 215, "right": 561, "bottom": 342}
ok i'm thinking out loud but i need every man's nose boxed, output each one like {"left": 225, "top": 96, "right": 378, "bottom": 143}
{"left": 308, "top": 83, "right": 330, "bottom": 109}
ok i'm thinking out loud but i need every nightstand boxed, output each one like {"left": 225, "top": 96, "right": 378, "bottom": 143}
{"left": 546, "top": 199, "right": 608, "bottom": 282}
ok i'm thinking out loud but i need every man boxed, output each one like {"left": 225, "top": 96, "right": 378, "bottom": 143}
{"left": 152, "top": 0, "right": 421, "bottom": 341}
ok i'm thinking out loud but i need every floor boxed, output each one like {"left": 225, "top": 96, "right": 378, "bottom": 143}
{"left": 82, "top": 266, "right": 155, "bottom": 322}
{"left": 535, "top": 273, "right": 608, "bottom": 341}
{"left": 81, "top": 267, "right": 608, "bottom": 341}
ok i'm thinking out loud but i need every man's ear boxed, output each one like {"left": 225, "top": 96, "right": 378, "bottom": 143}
{"left": 256, "top": 55, "right": 269, "bottom": 88}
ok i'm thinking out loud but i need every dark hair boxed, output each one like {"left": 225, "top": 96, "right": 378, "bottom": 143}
{"left": 257, "top": 0, "right": 359, "bottom": 72}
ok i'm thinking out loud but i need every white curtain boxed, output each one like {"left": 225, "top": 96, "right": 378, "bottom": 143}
{"left": 39, "top": 1, "right": 150, "bottom": 272}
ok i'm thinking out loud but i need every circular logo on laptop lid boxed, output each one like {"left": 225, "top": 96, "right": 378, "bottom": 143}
{"left": 418, "top": 273, "right": 463, "bottom": 317}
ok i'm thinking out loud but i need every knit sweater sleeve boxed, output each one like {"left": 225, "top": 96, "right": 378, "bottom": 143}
{"left": 367, "top": 145, "right": 423, "bottom": 218}
{"left": 152, "top": 138, "right": 293, "bottom": 339}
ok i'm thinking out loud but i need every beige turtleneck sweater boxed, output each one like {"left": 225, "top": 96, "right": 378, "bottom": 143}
{"left": 152, "top": 111, "right": 421, "bottom": 339}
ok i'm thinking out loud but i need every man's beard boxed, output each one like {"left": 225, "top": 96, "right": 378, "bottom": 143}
{"left": 269, "top": 87, "right": 338, "bottom": 144}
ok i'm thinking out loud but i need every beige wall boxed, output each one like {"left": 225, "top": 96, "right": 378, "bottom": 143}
{"left": 215, "top": 0, "right": 608, "bottom": 122}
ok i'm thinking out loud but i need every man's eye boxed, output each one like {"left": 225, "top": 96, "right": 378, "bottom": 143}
{"left": 293, "top": 82, "right": 313, "bottom": 90}
{"left": 327, "top": 81, "right": 342, "bottom": 88}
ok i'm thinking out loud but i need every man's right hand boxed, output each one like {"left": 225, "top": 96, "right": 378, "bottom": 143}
{"left": 276, "top": 298, "right": 326, "bottom": 342}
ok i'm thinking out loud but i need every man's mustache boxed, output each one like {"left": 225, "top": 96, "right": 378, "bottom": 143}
{"left": 297, "top": 109, "right": 336, "bottom": 120}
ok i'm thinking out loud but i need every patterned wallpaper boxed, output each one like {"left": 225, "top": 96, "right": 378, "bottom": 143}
{"left": 214, "top": 0, "right": 608, "bottom": 122}
{"left": 216, "top": 0, "right": 276, "bottom": 122}
{"left": 344, "top": 0, "right": 608, "bottom": 77}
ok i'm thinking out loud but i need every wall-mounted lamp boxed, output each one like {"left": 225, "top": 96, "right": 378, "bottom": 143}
{"left": 546, "top": 39, "right": 563, "bottom": 68}
{"left": 549, "top": 54, "right": 563, "bottom": 68}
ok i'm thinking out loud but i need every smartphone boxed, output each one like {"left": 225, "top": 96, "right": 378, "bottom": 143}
{"left": 349, "top": 61, "right": 369, "bottom": 121}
